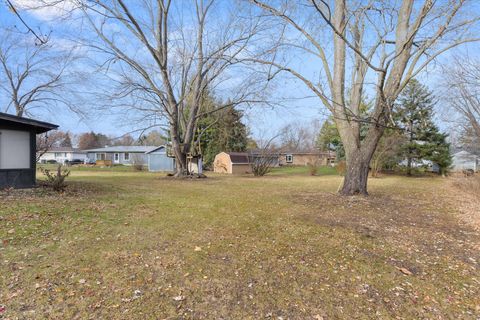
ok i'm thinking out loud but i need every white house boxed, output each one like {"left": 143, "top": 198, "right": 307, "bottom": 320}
{"left": 38, "top": 147, "right": 87, "bottom": 164}
{"left": 452, "top": 151, "right": 478, "bottom": 172}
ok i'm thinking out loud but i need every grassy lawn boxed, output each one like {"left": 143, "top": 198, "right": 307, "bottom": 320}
{"left": 1, "top": 169, "right": 479, "bottom": 319}
{"left": 37, "top": 163, "right": 143, "bottom": 172}
{"left": 270, "top": 165, "right": 338, "bottom": 176}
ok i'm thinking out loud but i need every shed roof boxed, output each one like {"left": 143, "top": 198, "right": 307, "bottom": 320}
{"left": 226, "top": 152, "right": 251, "bottom": 164}
{"left": 0, "top": 112, "right": 58, "bottom": 134}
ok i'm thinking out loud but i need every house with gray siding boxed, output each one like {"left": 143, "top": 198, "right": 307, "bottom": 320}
{"left": 85, "top": 146, "right": 158, "bottom": 165}
{"left": 146, "top": 146, "right": 176, "bottom": 172}
{"left": 452, "top": 151, "right": 478, "bottom": 172}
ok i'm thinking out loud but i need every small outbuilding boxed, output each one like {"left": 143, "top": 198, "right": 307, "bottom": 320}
{"left": 146, "top": 146, "right": 176, "bottom": 172}
{"left": 0, "top": 112, "right": 58, "bottom": 189}
{"left": 452, "top": 151, "right": 478, "bottom": 172}
{"left": 214, "top": 152, "right": 252, "bottom": 174}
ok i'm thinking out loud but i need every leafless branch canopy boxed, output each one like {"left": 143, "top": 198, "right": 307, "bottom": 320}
{"left": 248, "top": 0, "right": 479, "bottom": 194}
{"left": 73, "top": 0, "right": 270, "bottom": 175}
{"left": 0, "top": 28, "right": 78, "bottom": 117}
{"left": 443, "top": 55, "right": 480, "bottom": 140}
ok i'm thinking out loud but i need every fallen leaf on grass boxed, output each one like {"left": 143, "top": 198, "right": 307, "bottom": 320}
{"left": 173, "top": 295, "right": 185, "bottom": 301}
{"left": 397, "top": 267, "right": 413, "bottom": 275}
{"left": 194, "top": 246, "right": 202, "bottom": 252}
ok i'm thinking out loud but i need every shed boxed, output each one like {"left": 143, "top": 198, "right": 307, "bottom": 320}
{"left": 0, "top": 112, "right": 58, "bottom": 188}
{"left": 452, "top": 151, "right": 478, "bottom": 172}
{"left": 147, "top": 146, "right": 175, "bottom": 172}
{"left": 213, "top": 152, "right": 252, "bottom": 174}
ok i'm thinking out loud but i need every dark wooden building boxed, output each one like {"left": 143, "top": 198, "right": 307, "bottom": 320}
{"left": 0, "top": 112, "right": 58, "bottom": 189}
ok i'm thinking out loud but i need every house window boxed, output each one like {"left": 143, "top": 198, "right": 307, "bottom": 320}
{"left": 114, "top": 153, "right": 119, "bottom": 161}
{"left": 96, "top": 153, "right": 106, "bottom": 160}
{"left": 55, "top": 152, "right": 62, "bottom": 158}
{"left": 124, "top": 153, "right": 130, "bottom": 161}
{"left": 286, "top": 154, "right": 293, "bottom": 163}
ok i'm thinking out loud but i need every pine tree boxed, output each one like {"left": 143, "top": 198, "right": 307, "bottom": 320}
{"left": 396, "top": 79, "right": 451, "bottom": 175}
{"left": 198, "top": 105, "right": 248, "bottom": 167}
{"left": 425, "top": 130, "right": 452, "bottom": 176}
{"left": 316, "top": 117, "right": 344, "bottom": 158}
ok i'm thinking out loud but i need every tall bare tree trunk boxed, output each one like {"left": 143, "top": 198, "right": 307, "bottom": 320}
{"left": 341, "top": 149, "right": 370, "bottom": 195}
{"left": 340, "top": 128, "right": 383, "bottom": 195}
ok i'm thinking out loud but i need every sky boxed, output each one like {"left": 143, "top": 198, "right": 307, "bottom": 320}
{"left": 1, "top": 1, "right": 479, "bottom": 143}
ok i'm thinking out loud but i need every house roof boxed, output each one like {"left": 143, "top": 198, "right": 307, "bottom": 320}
{"left": 145, "top": 146, "right": 166, "bottom": 154}
{"left": 453, "top": 150, "right": 477, "bottom": 156}
{"left": 0, "top": 112, "right": 58, "bottom": 134}
{"left": 453, "top": 150, "right": 478, "bottom": 159}
{"left": 84, "top": 145, "right": 158, "bottom": 153}
{"left": 46, "top": 147, "right": 86, "bottom": 153}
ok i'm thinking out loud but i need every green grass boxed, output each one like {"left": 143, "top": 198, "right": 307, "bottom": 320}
{"left": 1, "top": 170, "right": 479, "bottom": 319}
{"left": 37, "top": 163, "right": 145, "bottom": 172}
{"left": 270, "top": 165, "right": 338, "bottom": 175}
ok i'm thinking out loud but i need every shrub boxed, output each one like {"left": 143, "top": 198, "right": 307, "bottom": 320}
{"left": 335, "top": 161, "right": 346, "bottom": 176}
{"left": 307, "top": 161, "right": 319, "bottom": 176}
{"left": 133, "top": 163, "right": 145, "bottom": 171}
{"left": 40, "top": 165, "right": 70, "bottom": 192}
{"left": 251, "top": 155, "right": 277, "bottom": 176}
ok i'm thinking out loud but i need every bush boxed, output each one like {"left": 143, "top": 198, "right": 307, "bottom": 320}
{"left": 133, "top": 163, "right": 145, "bottom": 171}
{"left": 251, "top": 155, "right": 277, "bottom": 176}
{"left": 40, "top": 165, "right": 70, "bottom": 192}
{"left": 335, "top": 161, "right": 346, "bottom": 176}
{"left": 306, "top": 161, "right": 319, "bottom": 176}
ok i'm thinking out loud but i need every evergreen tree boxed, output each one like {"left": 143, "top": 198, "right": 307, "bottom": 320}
{"left": 316, "top": 100, "right": 371, "bottom": 160}
{"left": 396, "top": 79, "right": 451, "bottom": 175}
{"left": 198, "top": 105, "right": 248, "bottom": 167}
{"left": 317, "top": 117, "right": 344, "bottom": 158}
{"left": 425, "top": 130, "right": 452, "bottom": 176}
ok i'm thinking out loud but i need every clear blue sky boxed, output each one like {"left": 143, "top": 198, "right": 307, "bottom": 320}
{"left": 1, "top": 1, "right": 478, "bottom": 142}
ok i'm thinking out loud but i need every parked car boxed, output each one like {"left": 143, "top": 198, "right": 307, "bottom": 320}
{"left": 43, "top": 160, "right": 58, "bottom": 164}
{"left": 84, "top": 158, "right": 96, "bottom": 165}
{"left": 65, "top": 159, "right": 84, "bottom": 166}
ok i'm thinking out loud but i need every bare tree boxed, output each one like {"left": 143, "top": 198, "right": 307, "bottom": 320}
{"left": 279, "top": 120, "right": 321, "bottom": 152}
{"left": 250, "top": 135, "right": 280, "bottom": 176}
{"left": 0, "top": 28, "right": 75, "bottom": 117}
{"left": 73, "top": 0, "right": 267, "bottom": 177}
{"left": 4, "top": 0, "right": 49, "bottom": 44}
{"left": 248, "top": 0, "right": 479, "bottom": 195}
{"left": 370, "top": 131, "right": 404, "bottom": 178}
{"left": 444, "top": 55, "right": 480, "bottom": 140}
{"left": 36, "top": 130, "right": 68, "bottom": 162}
